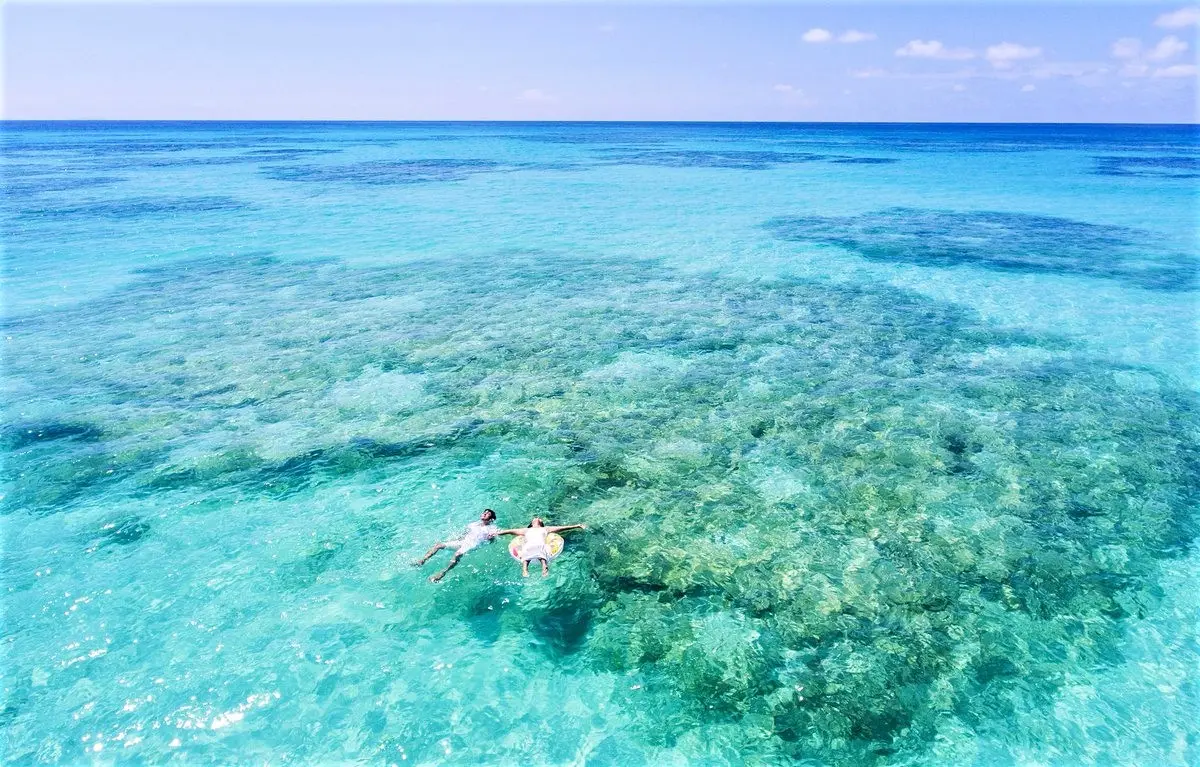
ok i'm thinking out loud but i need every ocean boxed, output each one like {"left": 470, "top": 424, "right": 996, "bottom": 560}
{"left": 2, "top": 121, "right": 1197, "bottom": 765}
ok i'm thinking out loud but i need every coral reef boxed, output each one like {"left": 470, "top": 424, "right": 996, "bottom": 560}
{"left": 5, "top": 251, "right": 1195, "bottom": 763}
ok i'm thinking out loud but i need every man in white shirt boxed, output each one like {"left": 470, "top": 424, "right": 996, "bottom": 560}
{"left": 414, "top": 508, "right": 499, "bottom": 583}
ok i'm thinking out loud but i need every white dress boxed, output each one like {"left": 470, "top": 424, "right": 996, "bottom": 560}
{"left": 519, "top": 526, "right": 550, "bottom": 562}
{"left": 450, "top": 521, "right": 495, "bottom": 555}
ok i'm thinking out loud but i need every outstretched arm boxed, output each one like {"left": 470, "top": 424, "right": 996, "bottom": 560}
{"left": 548, "top": 524, "right": 587, "bottom": 533}
{"left": 495, "top": 528, "right": 526, "bottom": 536}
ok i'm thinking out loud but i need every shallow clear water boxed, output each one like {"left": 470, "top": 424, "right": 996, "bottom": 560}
{"left": 2, "top": 122, "right": 1198, "bottom": 765}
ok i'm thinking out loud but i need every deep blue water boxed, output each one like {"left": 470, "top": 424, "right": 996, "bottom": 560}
{"left": 2, "top": 121, "right": 1198, "bottom": 765}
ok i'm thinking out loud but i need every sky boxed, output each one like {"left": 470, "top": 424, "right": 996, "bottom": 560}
{"left": 2, "top": 2, "right": 1197, "bottom": 122}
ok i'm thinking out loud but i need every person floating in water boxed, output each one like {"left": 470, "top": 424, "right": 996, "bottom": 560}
{"left": 497, "top": 517, "right": 587, "bottom": 578}
{"left": 414, "top": 508, "right": 499, "bottom": 583}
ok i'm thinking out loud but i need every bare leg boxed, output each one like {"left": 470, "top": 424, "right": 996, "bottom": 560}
{"left": 430, "top": 553, "right": 462, "bottom": 583}
{"left": 540, "top": 558, "right": 549, "bottom": 577}
{"left": 521, "top": 560, "right": 530, "bottom": 578}
{"left": 414, "top": 542, "right": 448, "bottom": 567}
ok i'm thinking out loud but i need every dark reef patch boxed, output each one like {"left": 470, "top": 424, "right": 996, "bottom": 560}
{"left": 243, "top": 148, "right": 344, "bottom": 160}
{"left": 765, "top": 207, "right": 1199, "bottom": 292}
{"left": 281, "top": 541, "right": 345, "bottom": 588}
{"left": 110, "top": 148, "right": 345, "bottom": 168}
{"left": 139, "top": 156, "right": 270, "bottom": 169}
{"left": 829, "top": 157, "right": 899, "bottom": 165}
{"left": 1, "top": 421, "right": 104, "bottom": 450}
{"left": 597, "top": 149, "right": 829, "bottom": 170}
{"left": 771, "top": 123, "right": 1199, "bottom": 155}
{"left": 1093, "top": 155, "right": 1200, "bottom": 179}
{"left": 261, "top": 159, "right": 509, "bottom": 185}
{"left": 589, "top": 148, "right": 900, "bottom": 170}
{"left": 506, "top": 125, "right": 668, "bottom": 146}
{"left": 528, "top": 599, "right": 597, "bottom": 655}
{"left": 260, "top": 157, "right": 583, "bottom": 185}
{"left": 140, "top": 422, "right": 511, "bottom": 499}
{"left": 1, "top": 133, "right": 327, "bottom": 157}
{"left": 1, "top": 443, "right": 139, "bottom": 515}
{"left": 0, "top": 173, "right": 124, "bottom": 199}
{"left": 15, "top": 196, "right": 250, "bottom": 222}
{"left": 100, "top": 516, "right": 152, "bottom": 546}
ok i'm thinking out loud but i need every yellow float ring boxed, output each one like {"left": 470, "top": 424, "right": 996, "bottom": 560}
{"left": 509, "top": 532, "right": 565, "bottom": 561}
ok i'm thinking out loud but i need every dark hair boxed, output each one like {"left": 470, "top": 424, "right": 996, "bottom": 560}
{"left": 530, "top": 517, "right": 544, "bottom": 527}
{"left": 482, "top": 509, "right": 496, "bottom": 521}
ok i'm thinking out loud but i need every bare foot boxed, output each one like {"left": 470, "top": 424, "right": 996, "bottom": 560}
{"left": 430, "top": 573, "right": 444, "bottom": 583}
{"left": 522, "top": 565, "right": 530, "bottom": 577}
{"left": 542, "top": 566, "right": 549, "bottom": 576}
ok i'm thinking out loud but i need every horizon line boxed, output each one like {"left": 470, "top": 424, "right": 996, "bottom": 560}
{"left": 2, "top": 119, "right": 1198, "bottom": 127}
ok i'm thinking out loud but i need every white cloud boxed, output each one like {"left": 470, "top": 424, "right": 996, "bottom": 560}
{"left": 1108, "top": 33, "right": 1189, "bottom": 79}
{"left": 1146, "top": 35, "right": 1189, "bottom": 61}
{"left": 1111, "top": 38, "right": 1142, "bottom": 59}
{"left": 838, "top": 30, "right": 877, "bottom": 43}
{"left": 1108, "top": 34, "right": 1190, "bottom": 78}
{"left": 1120, "top": 61, "right": 1152, "bottom": 77}
{"left": 598, "top": 22, "right": 617, "bottom": 33}
{"left": 806, "top": 28, "right": 878, "bottom": 44}
{"left": 985, "top": 42, "right": 1042, "bottom": 69}
{"left": 1030, "top": 62, "right": 1111, "bottom": 80}
{"left": 1155, "top": 6, "right": 1200, "bottom": 28}
{"left": 952, "top": 83, "right": 967, "bottom": 92}
{"left": 772, "top": 84, "right": 816, "bottom": 106}
{"left": 1154, "top": 63, "right": 1199, "bottom": 77}
{"left": 850, "top": 66, "right": 976, "bottom": 81}
{"left": 517, "top": 88, "right": 553, "bottom": 103}
{"left": 1021, "top": 83, "right": 1036, "bottom": 92}
{"left": 895, "top": 40, "right": 975, "bottom": 60}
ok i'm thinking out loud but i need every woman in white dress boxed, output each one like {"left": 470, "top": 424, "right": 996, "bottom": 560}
{"left": 497, "top": 517, "right": 587, "bottom": 577}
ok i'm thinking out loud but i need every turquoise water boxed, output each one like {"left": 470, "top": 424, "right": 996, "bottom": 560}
{"left": 2, "top": 122, "right": 1198, "bottom": 765}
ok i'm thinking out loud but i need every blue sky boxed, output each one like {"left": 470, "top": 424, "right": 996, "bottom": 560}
{"left": 3, "top": 2, "right": 1197, "bottom": 122}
